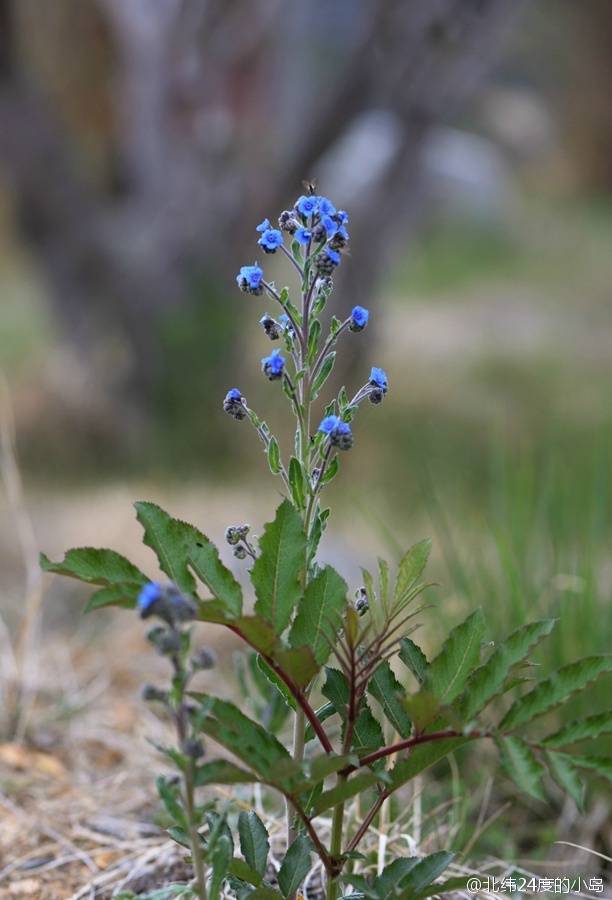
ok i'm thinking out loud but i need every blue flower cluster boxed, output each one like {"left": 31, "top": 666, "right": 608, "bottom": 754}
{"left": 261, "top": 349, "right": 285, "bottom": 381}
{"left": 319, "top": 415, "right": 353, "bottom": 451}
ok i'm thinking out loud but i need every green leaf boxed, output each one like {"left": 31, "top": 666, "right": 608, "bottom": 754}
{"left": 209, "top": 834, "right": 232, "bottom": 900}
{"left": 457, "top": 619, "right": 556, "bottom": 722}
{"left": 377, "top": 858, "right": 420, "bottom": 897}
{"left": 304, "top": 701, "right": 337, "bottom": 743}
{"left": 189, "top": 539, "right": 242, "bottom": 618}
{"left": 238, "top": 811, "right": 269, "bottom": 877}
{"left": 289, "top": 565, "right": 347, "bottom": 665}
{"left": 227, "top": 857, "right": 262, "bottom": 887}
{"left": 425, "top": 609, "right": 486, "bottom": 706}
{"left": 288, "top": 457, "right": 307, "bottom": 510}
{"left": 135, "top": 501, "right": 196, "bottom": 594}
{"left": 311, "top": 351, "right": 336, "bottom": 400}
{"left": 571, "top": 755, "right": 612, "bottom": 782}
{"left": 156, "top": 776, "right": 186, "bottom": 829}
{"left": 497, "top": 736, "right": 545, "bottom": 800}
{"left": 394, "top": 539, "right": 431, "bottom": 604}
{"left": 367, "top": 662, "right": 412, "bottom": 738}
{"left": 194, "top": 696, "right": 294, "bottom": 783}
{"left": 193, "top": 760, "right": 257, "bottom": 787}
{"left": 304, "top": 753, "right": 358, "bottom": 785}
{"left": 320, "top": 456, "right": 339, "bottom": 485}
{"left": 398, "top": 851, "right": 455, "bottom": 897}
{"left": 249, "top": 888, "right": 283, "bottom": 900}
{"left": 277, "top": 835, "right": 312, "bottom": 898}
{"left": 84, "top": 583, "right": 141, "bottom": 612}
{"left": 256, "top": 655, "right": 297, "bottom": 710}
{"left": 546, "top": 751, "right": 584, "bottom": 809}
{"left": 40, "top": 548, "right": 146, "bottom": 592}
{"left": 252, "top": 500, "right": 306, "bottom": 634}
{"left": 321, "top": 668, "right": 385, "bottom": 758}
{"left": 274, "top": 645, "right": 319, "bottom": 689}
{"left": 389, "top": 738, "right": 469, "bottom": 791}
{"left": 398, "top": 637, "right": 428, "bottom": 684}
{"left": 500, "top": 656, "right": 612, "bottom": 731}
{"left": 267, "top": 437, "right": 281, "bottom": 475}
{"left": 311, "top": 771, "right": 383, "bottom": 816}
{"left": 414, "top": 876, "right": 473, "bottom": 899}
{"left": 543, "top": 712, "right": 612, "bottom": 748}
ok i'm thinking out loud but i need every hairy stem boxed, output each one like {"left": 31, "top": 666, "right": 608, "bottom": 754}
{"left": 287, "top": 705, "right": 307, "bottom": 846}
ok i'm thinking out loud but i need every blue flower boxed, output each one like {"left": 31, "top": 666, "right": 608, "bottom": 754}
{"left": 318, "top": 196, "right": 337, "bottom": 217}
{"left": 327, "top": 248, "right": 341, "bottom": 266}
{"left": 319, "top": 415, "right": 341, "bottom": 434}
{"left": 256, "top": 218, "right": 271, "bottom": 233}
{"left": 315, "top": 247, "right": 341, "bottom": 275}
{"left": 295, "top": 227, "right": 312, "bottom": 245}
{"left": 237, "top": 264, "right": 264, "bottom": 295}
{"left": 335, "top": 210, "right": 349, "bottom": 224}
{"left": 296, "top": 194, "right": 319, "bottom": 217}
{"left": 261, "top": 349, "right": 285, "bottom": 380}
{"left": 138, "top": 581, "right": 163, "bottom": 615}
{"left": 370, "top": 367, "right": 388, "bottom": 391}
{"left": 223, "top": 388, "right": 247, "bottom": 419}
{"left": 258, "top": 228, "right": 283, "bottom": 253}
{"left": 278, "top": 313, "right": 294, "bottom": 335}
{"left": 321, "top": 215, "right": 338, "bottom": 238}
{"left": 350, "top": 306, "right": 369, "bottom": 332}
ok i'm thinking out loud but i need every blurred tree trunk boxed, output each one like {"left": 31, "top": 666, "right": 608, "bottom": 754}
{"left": 0, "top": 0, "right": 528, "bottom": 447}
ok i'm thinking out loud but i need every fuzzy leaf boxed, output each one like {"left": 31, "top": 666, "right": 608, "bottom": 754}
{"left": 135, "top": 501, "right": 196, "bottom": 593}
{"left": 398, "top": 851, "right": 455, "bottom": 897}
{"left": 498, "top": 736, "right": 546, "bottom": 800}
{"left": 289, "top": 565, "right": 347, "bottom": 665}
{"left": 40, "top": 548, "right": 146, "bottom": 591}
{"left": 277, "top": 835, "right": 312, "bottom": 898}
{"left": 238, "top": 811, "right": 269, "bottom": 877}
{"left": 398, "top": 637, "right": 429, "bottom": 684}
{"left": 546, "top": 751, "right": 584, "bottom": 809}
{"left": 500, "top": 656, "right": 612, "bottom": 731}
{"left": 311, "top": 351, "right": 336, "bottom": 400}
{"left": 542, "top": 712, "right": 612, "bottom": 748}
{"left": 252, "top": 500, "right": 306, "bottom": 634}
{"left": 267, "top": 437, "right": 282, "bottom": 475}
{"left": 288, "top": 457, "right": 307, "bottom": 511}
{"left": 394, "top": 538, "right": 431, "bottom": 604}
{"left": 425, "top": 609, "right": 486, "bottom": 706}
{"left": 457, "top": 619, "right": 556, "bottom": 722}
{"left": 367, "top": 662, "right": 412, "bottom": 738}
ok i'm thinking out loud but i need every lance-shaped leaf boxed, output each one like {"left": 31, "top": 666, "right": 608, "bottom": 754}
{"left": 545, "top": 751, "right": 584, "bottom": 810}
{"left": 424, "top": 609, "right": 485, "bottom": 708}
{"left": 252, "top": 500, "right": 306, "bottom": 634}
{"left": 571, "top": 755, "right": 612, "bottom": 782}
{"left": 367, "top": 662, "right": 412, "bottom": 738}
{"left": 398, "top": 637, "right": 428, "bottom": 684}
{"left": 238, "top": 811, "right": 269, "bottom": 877}
{"left": 311, "top": 351, "right": 336, "bottom": 400}
{"left": 41, "top": 548, "right": 146, "bottom": 589}
{"left": 500, "top": 656, "right": 612, "bottom": 731}
{"left": 311, "top": 771, "right": 384, "bottom": 816}
{"left": 194, "top": 760, "right": 258, "bottom": 787}
{"left": 375, "top": 858, "right": 420, "bottom": 898}
{"left": 456, "top": 619, "right": 556, "bottom": 722}
{"left": 398, "top": 851, "right": 455, "bottom": 897}
{"left": 289, "top": 565, "right": 347, "bottom": 665}
{"left": 388, "top": 737, "right": 469, "bottom": 791}
{"left": 394, "top": 538, "right": 431, "bottom": 604}
{"left": 322, "top": 668, "right": 385, "bottom": 758}
{"left": 194, "top": 695, "right": 293, "bottom": 784}
{"left": 278, "top": 835, "right": 312, "bottom": 898}
{"left": 497, "top": 736, "right": 545, "bottom": 800}
{"left": 542, "top": 712, "right": 612, "bottom": 748}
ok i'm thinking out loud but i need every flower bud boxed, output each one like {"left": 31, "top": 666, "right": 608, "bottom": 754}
{"left": 354, "top": 588, "right": 369, "bottom": 616}
{"left": 278, "top": 210, "right": 299, "bottom": 233}
{"left": 234, "top": 545, "right": 247, "bottom": 560}
{"left": 259, "top": 313, "right": 281, "bottom": 340}
{"left": 142, "top": 684, "right": 168, "bottom": 703}
{"left": 182, "top": 738, "right": 205, "bottom": 759}
{"left": 191, "top": 647, "right": 216, "bottom": 670}
{"left": 223, "top": 388, "right": 247, "bottom": 420}
{"left": 261, "top": 349, "right": 285, "bottom": 381}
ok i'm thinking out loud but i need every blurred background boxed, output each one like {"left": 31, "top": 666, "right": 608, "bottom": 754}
{"left": 1, "top": 0, "right": 611, "bottom": 893}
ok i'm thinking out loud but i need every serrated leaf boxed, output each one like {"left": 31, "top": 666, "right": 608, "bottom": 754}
{"left": 500, "top": 656, "right": 612, "bottom": 731}
{"left": 135, "top": 501, "right": 197, "bottom": 594}
{"left": 289, "top": 565, "right": 347, "bottom": 665}
{"left": 40, "top": 548, "right": 146, "bottom": 592}
{"left": 398, "top": 637, "right": 428, "bottom": 684}
{"left": 189, "top": 537, "right": 243, "bottom": 617}
{"left": 256, "top": 655, "right": 297, "bottom": 710}
{"left": 321, "top": 668, "right": 385, "bottom": 758}
{"left": 311, "top": 351, "right": 336, "bottom": 400}
{"left": 275, "top": 645, "right": 319, "bottom": 689}
{"left": 389, "top": 737, "right": 469, "bottom": 791}
{"left": 394, "top": 539, "right": 431, "bottom": 604}
{"left": 571, "top": 755, "right": 612, "bottom": 782}
{"left": 193, "top": 760, "right": 257, "bottom": 787}
{"left": 84, "top": 583, "right": 141, "bottom": 612}
{"left": 546, "top": 751, "right": 584, "bottom": 809}
{"left": 399, "top": 851, "right": 455, "bottom": 896}
{"left": 543, "top": 712, "right": 612, "bottom": 748}
{"left": 368, "top": 662, "right": 412, "bottom": 738}
{"left": 238, "top": 811, "right": 269, "bottom": 877}
{"left": 424, "top": 609, "right": 486, "bottom": 708}
{"left": 277, "top": 835, "right": 311, "bottom": 898}
{"left": 252, "top": 500, "right": 306, "bottom": 634}
{"left": 457, "top": 619, "right": 556, "bottom": 722}
{"left": 267, "top": 437, "right": 281, "bottom": 475}
{"left": 498, "top": 736, "right": 545, "bottom": 800}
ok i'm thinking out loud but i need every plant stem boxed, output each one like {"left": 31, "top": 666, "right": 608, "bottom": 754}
{"left": 327, "top": 776, "right": 346, "bottom": 900}
{"left": 287, "top": 705, "right": 307, "bottom": 845}
{"left": 184, "top": 762, "right": 208, "bottom": 900}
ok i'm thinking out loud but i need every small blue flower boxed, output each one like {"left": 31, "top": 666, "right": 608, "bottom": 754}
{"left": 262, "top": 349, "right": 285, "bottom": 380}
{"left": 318, "top": 196, "right": 337, "bottom": 217}
{"left": 237, "top": 264, "right": 264, "bottom": 295}
{"left": 278, "top": 313, "right": 294, "bottom": 335}
{"left": 223, "top": 388, "right": 247, "bottom": 419}
{"left": 296, "top": 194, "right": 319, "bottom": 217}
{"left": 256, "top": 218, "right": 271, "bottom": 233}
{"left": 350, "top": 306, "right": 369, "bottom": 332}
{"left": 321, "top": 215, "right": 338, "bottom": 238}
{"left": 295, "top": 227, "right": 312, "bottom": 245}
{"left": 370, "top": 367, "right": 388, "bottom": 392}
{"left": 335, "top": 210, "right": 349, "bottom": 224}
{"left": 327, "top": 248, "right": 341, "bottom": 266}
{"left": 138, "top": 581, "right": 163, "bottom": 615}
{"left": 258, "top": 228, "right": 283, "bottom": 253}
{"left": 319, "top": 415, "right": 341, "bottom": 434}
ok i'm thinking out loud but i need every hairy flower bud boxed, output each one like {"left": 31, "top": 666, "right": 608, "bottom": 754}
{"left": 234, "top": 545, "right": 247, "bottom": 560}
{"left": 259, "top": 313, "right": 281, "bottom": 340}
{"left": 354, "top": 588, "right": 369, "bottom": 616}
{"left": 191, "top": 647, "right": 217, "bottom": 670}
{"left": 223, "top": 388, "right": 247, "bottom": 420}
{"left": 278, "top": 210, "right": 299, "bottom": 233}
{"left": 182, "top": 738, "right": 205, "bottom": 760}
{"left": 142, "top": 684, "right": 168, "bottom": 703}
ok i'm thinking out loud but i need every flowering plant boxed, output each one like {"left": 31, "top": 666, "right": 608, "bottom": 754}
{"left": 42, "top": 188, "right": 612, "bottom": 900}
